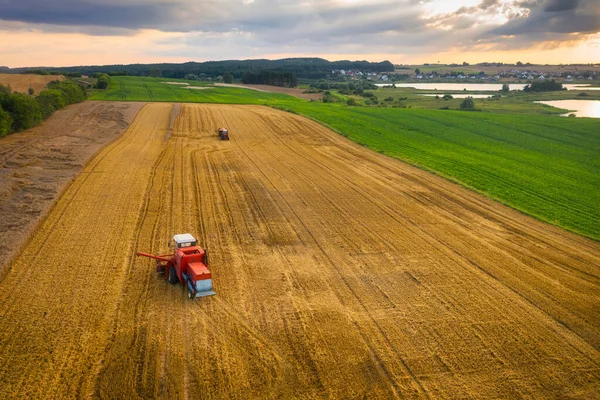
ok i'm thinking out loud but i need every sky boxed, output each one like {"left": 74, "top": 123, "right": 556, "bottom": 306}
{"left": 0, "top": 0, "right": 599, "bottom": 68}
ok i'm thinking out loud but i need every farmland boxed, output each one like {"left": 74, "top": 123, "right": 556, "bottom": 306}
{"left": 90, "top": 76, "right": 293, "bottom": 103}
{"left": 0, "top": 73, "right": 64, "bottom": 94}
{"left": 92, "top": 76, "right": 600, "bottom": 239}
{"left": 0, "top": 101, "right": 144, "bottom": 274}
{"left": 286, "top": 104, "right": 600, "bottom": 240}
{"left": 0, "top": 103, "right": 598, "bottom": 398}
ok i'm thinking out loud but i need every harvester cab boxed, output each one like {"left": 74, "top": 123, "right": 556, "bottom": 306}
{"left": 136, "top": 233, "right": 215, "bottom": 299}
{"left": 174, "top": 233, "right": 197, "bottom": 248}
{"left": 218, "top": 128, "right": 229, "bottom": 140}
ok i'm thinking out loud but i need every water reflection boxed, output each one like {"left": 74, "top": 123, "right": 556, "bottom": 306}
{"left": 421, "top": 94, "right": 493, "bottom": 98}
{"left": 377, "top": 83, "right": 600, "bottom": 91}
{"left": 535, "top": 100, "right": 600, "bottom": 118}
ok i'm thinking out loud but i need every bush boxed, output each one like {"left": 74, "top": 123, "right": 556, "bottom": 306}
{"left": 442, "top": 94, "right": 453, "bottom": 100}
{"left": 347, "top": 98, "right": 357, "bottom": 106}
{"left": 95, "top": 74, "right": 110, "bottom": 89}
{"left": 460, "top": 96, "right": 476, "bottom": 110}
{"left": 223, "top": 72, "right": 234, "bottom": 84}
{"left": 0, "top": 105, "right": 13, "bottom": 137}
{"left": 0, "top": 79, "right": 86, "bottom": 136}
{"left": 4, "top": 92, "right": 42, "bottom": 132}
{"left": 47, "top": 80, "right": 87, "bottom": 103}
{"left": 523, "top": 80, "right": 564, "bottom": 92}
{"left": 36, "top": 89, "right": 67, "bottom": 119}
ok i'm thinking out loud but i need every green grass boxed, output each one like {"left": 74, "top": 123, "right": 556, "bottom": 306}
{"left": 90, "top": 76, "right": 294, "bottom": 104}
{"left": 356, "top": 87, "right": 600, "bottom": 115}
{"left": 283, "top": 103, "right": 600, "bottom": 239}
{"left": 91, "top": 76, "right": 600, "bottom": 239}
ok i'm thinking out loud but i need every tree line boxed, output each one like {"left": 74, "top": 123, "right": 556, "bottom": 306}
{"left": 241, "top": 71, "right": 298, "bottom": 87}
{"left": 0, "top": 80, "right": 87, "bottom": 137}
{"left": 5, "top": 58, "right": 394, "bottom": 81}
{"left": 523, "top": 80, "right": 565, "bottom": 92}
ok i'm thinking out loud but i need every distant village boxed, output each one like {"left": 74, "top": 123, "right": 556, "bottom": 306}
{"left": 331, "top": 63, "right": 599, "bottom": 83}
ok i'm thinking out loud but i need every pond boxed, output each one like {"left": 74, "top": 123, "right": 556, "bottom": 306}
{"left": 376, "top": 83, "right": 599, "bottom": 91}
{"left": 420, "top": 94, "right": 493, "bottom": 99}
{"left": 534, "top": 100, "right": 600, "bottom": 118}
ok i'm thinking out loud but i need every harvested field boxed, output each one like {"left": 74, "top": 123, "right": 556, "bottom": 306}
{"left": 0, "top": 103, "right": 598, "bottom": 398}
{"left": 0, "top": 73, "right": 65, "bottom": 94}
{"left": 0, "top": 101, "right": 144, "bottom": 275}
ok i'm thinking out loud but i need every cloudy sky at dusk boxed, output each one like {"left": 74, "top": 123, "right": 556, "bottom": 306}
{"left": 1, "top": 0, "right": 598, "bottom": 67}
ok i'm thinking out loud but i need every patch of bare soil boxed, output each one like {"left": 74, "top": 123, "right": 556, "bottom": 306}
{"left": 0, "top": 100, "right": 144, "bottom": 274}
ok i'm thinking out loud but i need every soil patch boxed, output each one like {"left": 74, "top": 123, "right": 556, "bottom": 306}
{"left": 0, "top": 100, "right": 144, "bottom": 274}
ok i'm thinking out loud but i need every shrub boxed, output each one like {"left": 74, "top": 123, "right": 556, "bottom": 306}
{"left": 0, "top": 105, "right": 12, "bottom": 137}
{"left": 4, "top": 92, "right": 42, "bottom": 131}
{"left": 460, "top": 96, "right": 476, "bottom": 110}
{"left": 523, "top": 80, "right": 564, "bottom": 92}
{"left": 36, "top": 89, "right": 67, "bottom": 119}
{"left": 95, "top": 74, "right": 110, "bottom": 89}
{"left": 48, "top": 80, "right": 87, "bottom": 103}
{"left": 223, "top": 72, "right": 234, "bottom": 84}
{"left": 442, "top": 94, "right": 453, "bottom": 100}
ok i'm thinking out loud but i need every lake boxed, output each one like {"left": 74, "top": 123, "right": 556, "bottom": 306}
{"left": 421, "top": 94, "right": 493, "bottom": 98}
{"left": 534, "top": 100, "right": 600, "bottom": 118}
{"left": 377, "top": 83, "right": 599, "bottom": 91}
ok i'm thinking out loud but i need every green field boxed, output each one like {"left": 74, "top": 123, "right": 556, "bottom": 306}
{"left": 92, "top": 76, "right": 600, "bottom": 239}
{"left": 285, "top": 103, "right": 600, "bottom": 239}
{"left": 367, "top": 86, "right": 600, "bottom": 115}
{"left": 90, "top": 76, "right": 293, "bottom": 103}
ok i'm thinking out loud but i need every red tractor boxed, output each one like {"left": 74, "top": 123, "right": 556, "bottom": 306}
{"left": 137, "top": 234, "right": 215, "bottom": 299}
{"left": 218, "top": 127, "right": 229, "bottom": 140}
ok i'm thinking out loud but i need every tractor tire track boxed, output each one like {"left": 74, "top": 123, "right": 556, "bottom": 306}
{"left": 0, "top": 103, "right": 598, "bottom": 399}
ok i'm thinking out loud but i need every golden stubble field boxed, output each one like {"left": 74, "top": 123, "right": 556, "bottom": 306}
{"left": 0, "top": 103, "right": 598, "bottom": 398}
{"left": 0, "top": 101, "right": 144, "bottom": 275}
{"left": 0, "top": 73, "right": 65, "bottom": 94}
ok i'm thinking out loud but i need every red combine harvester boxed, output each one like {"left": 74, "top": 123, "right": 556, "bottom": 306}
{"left": 218, "top": 127, "right": 229, "bottom": 140}
{"left": 137, "top": 234, "right": 215, "bottom": 299}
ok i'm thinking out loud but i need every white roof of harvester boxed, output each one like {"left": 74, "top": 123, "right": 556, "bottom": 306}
{"left": 173, "top": 233, "right": 197, "bottom": 244}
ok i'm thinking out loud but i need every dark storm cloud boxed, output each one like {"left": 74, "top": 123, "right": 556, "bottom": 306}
{"left": 0, "top": 0, "right": 598, "bottom": 58}
{"left": 491, "top": 0, "right": 599, "bottom": 37}
{"left": 0, "top": 0, "right": 173, "bottom": 29}
{"left": 544, "top": 0, "right": 580, "bottom": 12}
{"left": 0, "top": 0, "right": 427, "bottom": 34}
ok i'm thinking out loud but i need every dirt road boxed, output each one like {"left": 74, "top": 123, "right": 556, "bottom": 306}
{"left": 0, "top": 103, "right": 598, "bottom": 398}
{"left": 0, "top": 101, "right": 144, "bottom": 274}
